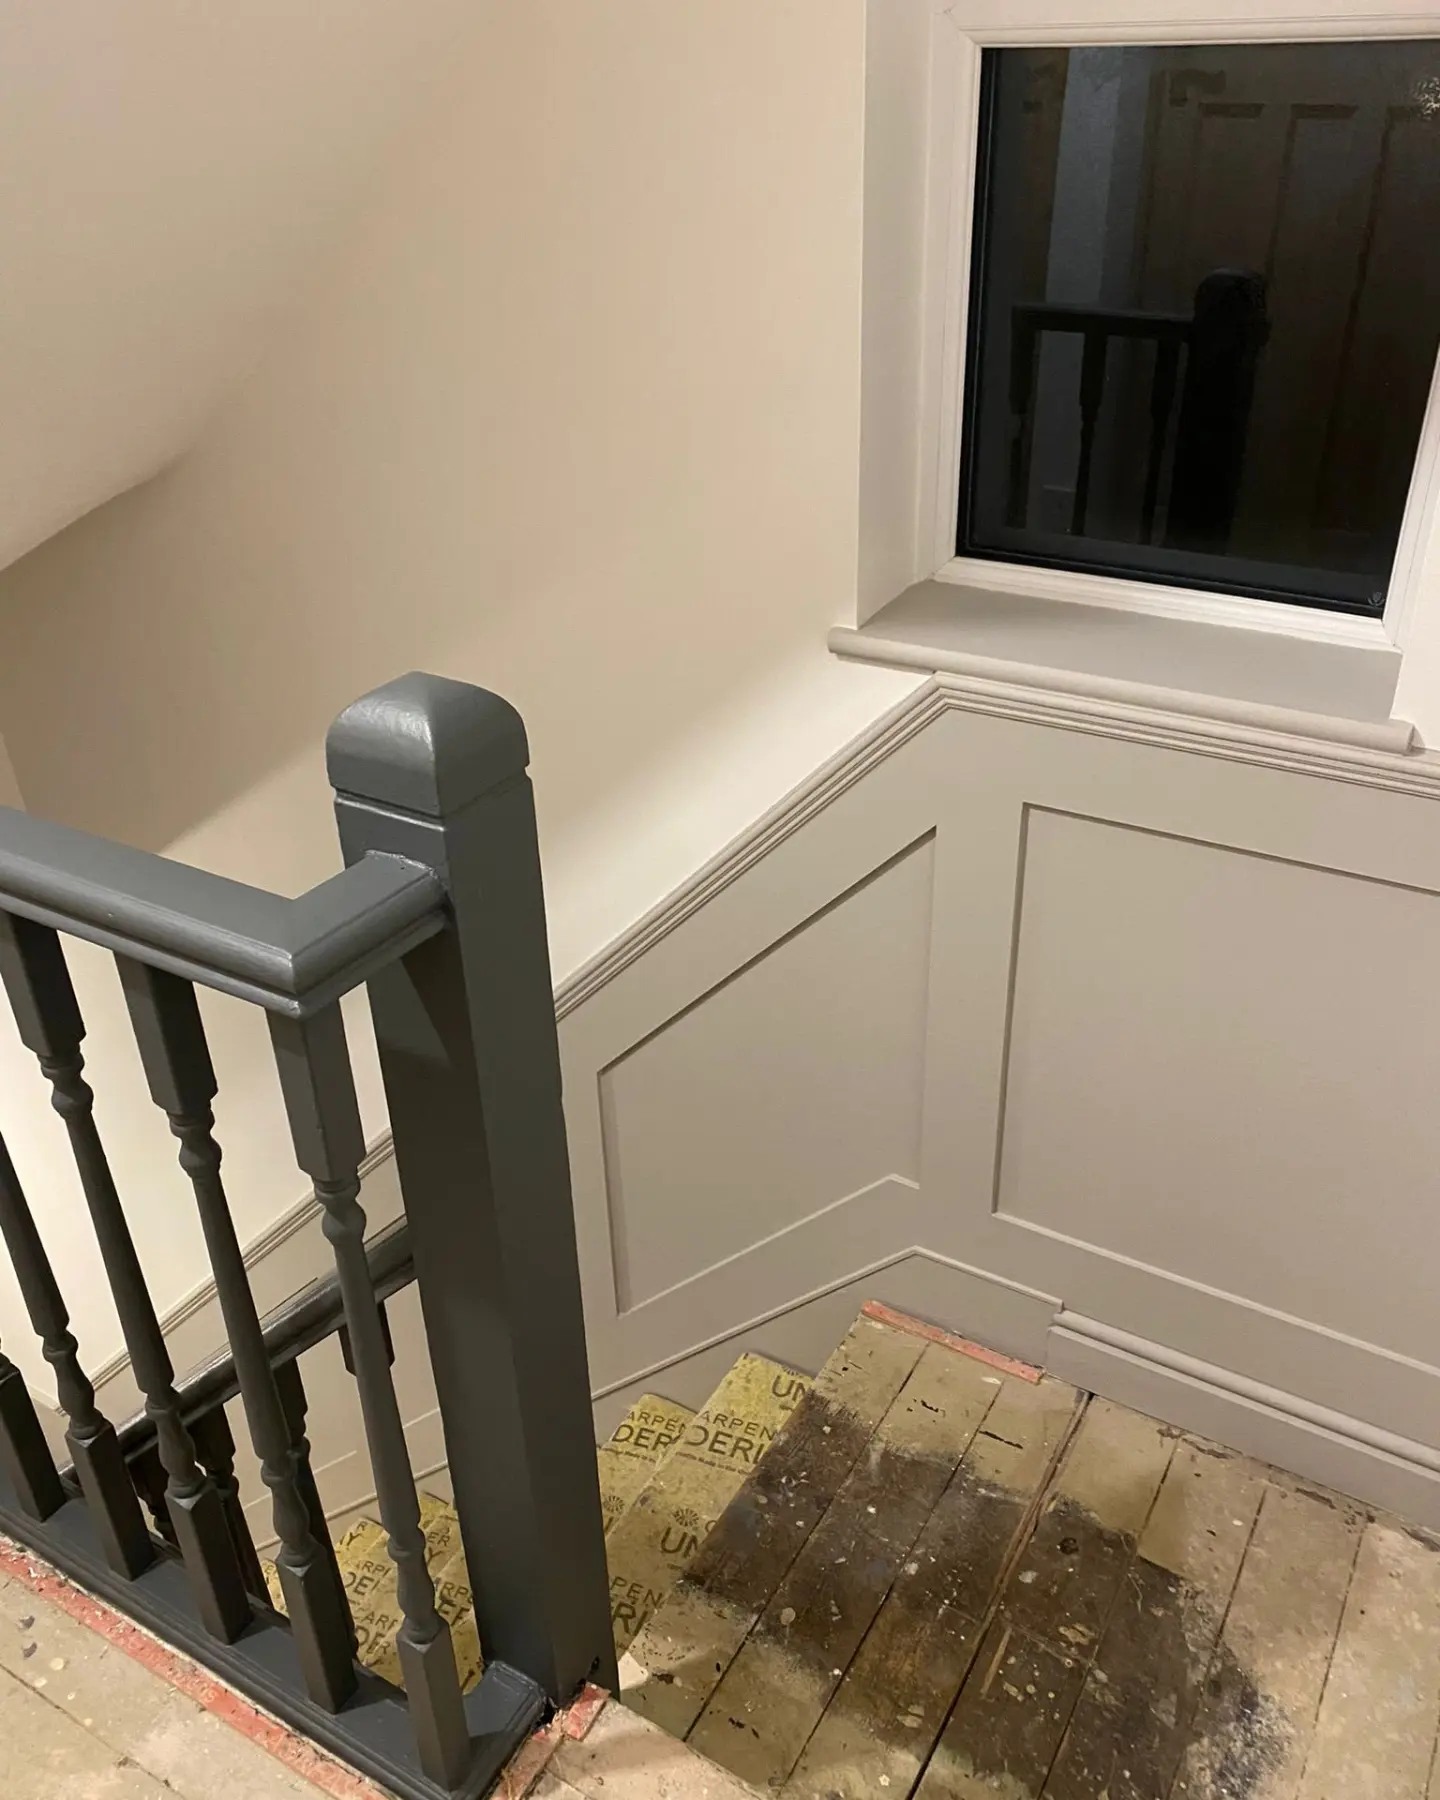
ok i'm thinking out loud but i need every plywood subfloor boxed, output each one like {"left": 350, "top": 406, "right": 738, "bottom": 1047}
{"left": 623, "top": 1311, "right": 1440, "bottom": 1800}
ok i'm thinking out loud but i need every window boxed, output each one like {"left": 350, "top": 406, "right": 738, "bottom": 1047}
{"left": 956, "top": 40, "right": 1440, "bottom": 615}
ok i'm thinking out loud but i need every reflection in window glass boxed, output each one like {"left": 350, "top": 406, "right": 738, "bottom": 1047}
{"left": 958, "top": 42, "right": 1440, "bottom": 613}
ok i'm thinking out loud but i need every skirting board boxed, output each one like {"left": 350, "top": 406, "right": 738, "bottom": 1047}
{"left": 1048, "top": 1314, "right": 1440, "bottom": 1531}
{"left": 590, "top": 1248, "right": 1058, "bottom": 1439}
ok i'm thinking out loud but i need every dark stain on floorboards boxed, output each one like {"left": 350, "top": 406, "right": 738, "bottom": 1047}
{"left": 922, "top": 1466, "right": 1282, "bottom": 1800}
{"left": 1002, "top": 1493, "right": 1139, "bottom": 1659}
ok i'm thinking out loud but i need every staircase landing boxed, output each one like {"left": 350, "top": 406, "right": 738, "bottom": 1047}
{"left": 0, "top": 1558, "right": 343, "bottom": 1800}
{"left": 274, "top": 1301, "right": 1440, "bottom": 1799}
{"left": 620, "top": 1307, "right": 1440, "bottom": 1800}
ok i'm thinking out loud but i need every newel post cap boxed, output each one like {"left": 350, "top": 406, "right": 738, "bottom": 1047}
{"left": 326, "top": 672, "right": 530, "bottom": 818}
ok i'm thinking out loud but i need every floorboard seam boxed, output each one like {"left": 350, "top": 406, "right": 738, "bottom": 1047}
{"left": 1036, "top": 1419, "right": 1182, "bottom": 1798}
{"left": 1289, "top": 1515, "right": 1367, "bottom": 1795}
{"left": 775, "top": 1380, "right": 1013, "bottom": 1795}
{"left": 1160, "top": 1466, "right": 1270, "bottom": 1800}
{"left": 1427, "top": 1692, "right": 1440, "bottom": 1800}
{"left": 898, "top": 1388, "right": 1092, "bottom": 1800}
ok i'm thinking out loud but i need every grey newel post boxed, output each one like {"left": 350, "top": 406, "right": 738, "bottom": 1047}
{"left": 327, "top": 673, "right": 616, "bottom": 1703}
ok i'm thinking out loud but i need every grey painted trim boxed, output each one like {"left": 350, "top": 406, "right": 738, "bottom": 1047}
{"left": 0, "top": 806, "right": 444, "bottom": 1016}
{"left": 559, "top": 669, "right": 1440, "bottom": 1023}
{"left": 554, "top": 680, "right": 948, "bottom": 1019}
{"left": 917, "top": 669, "right": 1436, "bottom": 785}
{"left": 250, "top": 1246, "right": 1057, "bottom": 1543}
{"left": 1048, "top": 1314, "right": 1440, "bottom": 1529}
{"left": 248, "top": 1418, "right": 451, "bottom": 1555}
{"left": 163, "top": 663, "right": 1440, "bottom": 1259}
{"left": 554, "top": 679, "right": 1440, "bottom": 1527}
{"left": 332, "top": 670, "right": 617, "bottom": 1704}
{"left": 591, "top": 1243, "right": 1057, "bottom": 1402}
{"left": 145, "top": 1232, "right": 1440, "bottom": 1542}
{"left": 1055, "top": 1313, "right": 1440, "bottom": 1477}
{"left": 832, "top": 630, "right": 1417, "bottom": 753}
{"left": 589, "top": 1248, "right": 1059, "bottom": 1439}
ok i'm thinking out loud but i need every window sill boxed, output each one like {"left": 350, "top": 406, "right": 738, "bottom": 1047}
{"left": 830, "top": 580, "right": 1413, "bottom": 755}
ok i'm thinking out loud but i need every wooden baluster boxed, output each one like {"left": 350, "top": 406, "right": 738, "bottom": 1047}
{"left": 118, "top": 959, "right": 357, "bottom": 1710}
{"left": 270, "top": 1003, "right": 470, "bottom": 1790}
{"left": 1006, "top": 312, "right": 1042, "bottom": 527}
{"left": 272, "top": 1360, "right": 357, "bottom": 1657}
{"left": 130, "top": 1443, "right": 178, "bottom": 1547}
{"left": 0, "top": 1333, "right": 64, "bottom": 1521}
{"left": 1141, "top": 337, "right": 1181, "bottom": 544}
{"left": 1071, "top": 326, "right": 1108, "bottom": 537}
{"left": 338, "top": 1301, "right": 394, "bottom": 1380}
{"left": 190, "top": 1404, "right": 267, "bottom": 1600}
{"left": 0, "top": 916, "right": 249, "bottom": 1641}
{"left": 0, "top": 1125, "right": 152, "bottom": 1574}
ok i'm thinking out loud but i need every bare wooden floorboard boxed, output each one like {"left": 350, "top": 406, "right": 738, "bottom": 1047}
{"left": 549, "top": 1699, "right": 761, "bottom": 1800}
{"left": 1171, "top": 1480, "right": 1364, "bottom": 1800}
{"left": 1003, "top": 1397, "right": 1177, "bottom": 1661}
{"left": 685, "top": 1340, "right": 1003, "bottom": 1790}
{"left": 783, "top": 1372, "right": 1080, "bottom": 1800}
{"left": 610, "top": 1329, "right": 1440, "bottom": 1800}
{"left": 1044, "top": 1438, "right": 1268, "bottom": 1799}
{"left": 622, "top": 1313, "right": 928, "bottom": 1737}
{"left": 916, "top": 1614, "right": 1089, "bottom": 1800}
{"left": 914, "top": 1398, "right": 1175, "bottom": 1800}
{"left": 1295, "top": 1518, "right": 1440, "bottom": 1800}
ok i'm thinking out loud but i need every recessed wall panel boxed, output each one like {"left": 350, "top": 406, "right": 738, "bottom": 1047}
{"left": 601, "top": 837, "right": 934, "bottom": 1310}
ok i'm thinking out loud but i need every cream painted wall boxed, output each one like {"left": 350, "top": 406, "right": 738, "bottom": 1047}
{"left": 1, "top": 714, "right": 313, "bottom": 1401}
{"left": 0, "top": 732, "right": 20, "bottom": 811}
{"left": 0, "top": 0, "right": 481, "bottom": 570}
{"left": 0, "top": 0, "right": 919, "bottom": 1390}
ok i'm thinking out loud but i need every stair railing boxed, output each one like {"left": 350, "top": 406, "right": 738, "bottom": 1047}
{"left": 1006, "top": 268, "right": 1270, "bottom": 550}
{"left": 0, "top": 673, "right": 615, "bottom": 1800}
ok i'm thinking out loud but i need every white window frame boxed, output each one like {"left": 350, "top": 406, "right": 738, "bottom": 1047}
{"left": 869, "top": 0, "right": 1440, "bottom": 655}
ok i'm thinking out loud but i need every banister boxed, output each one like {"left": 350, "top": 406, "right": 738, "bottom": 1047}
{"left": 0, "top": 673, "right": 606, "bottom": 1794}
{"left": 0, "top": 808, "right": 446, "bottom": 1016}
{"left": 1010, "top": 299, "right": 1191, "bottom": 340}
{"left": 105, "top": 1218, "right": 416, "bottom": 1464}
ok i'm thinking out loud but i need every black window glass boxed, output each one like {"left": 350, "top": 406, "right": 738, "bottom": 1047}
{"left": 959, "top": 42, "right": 1440, "bottom": 613}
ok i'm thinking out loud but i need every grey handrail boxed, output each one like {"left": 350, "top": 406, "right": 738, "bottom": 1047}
{"left": 0, "top": 808, "right": 445, "bottom": 1017}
